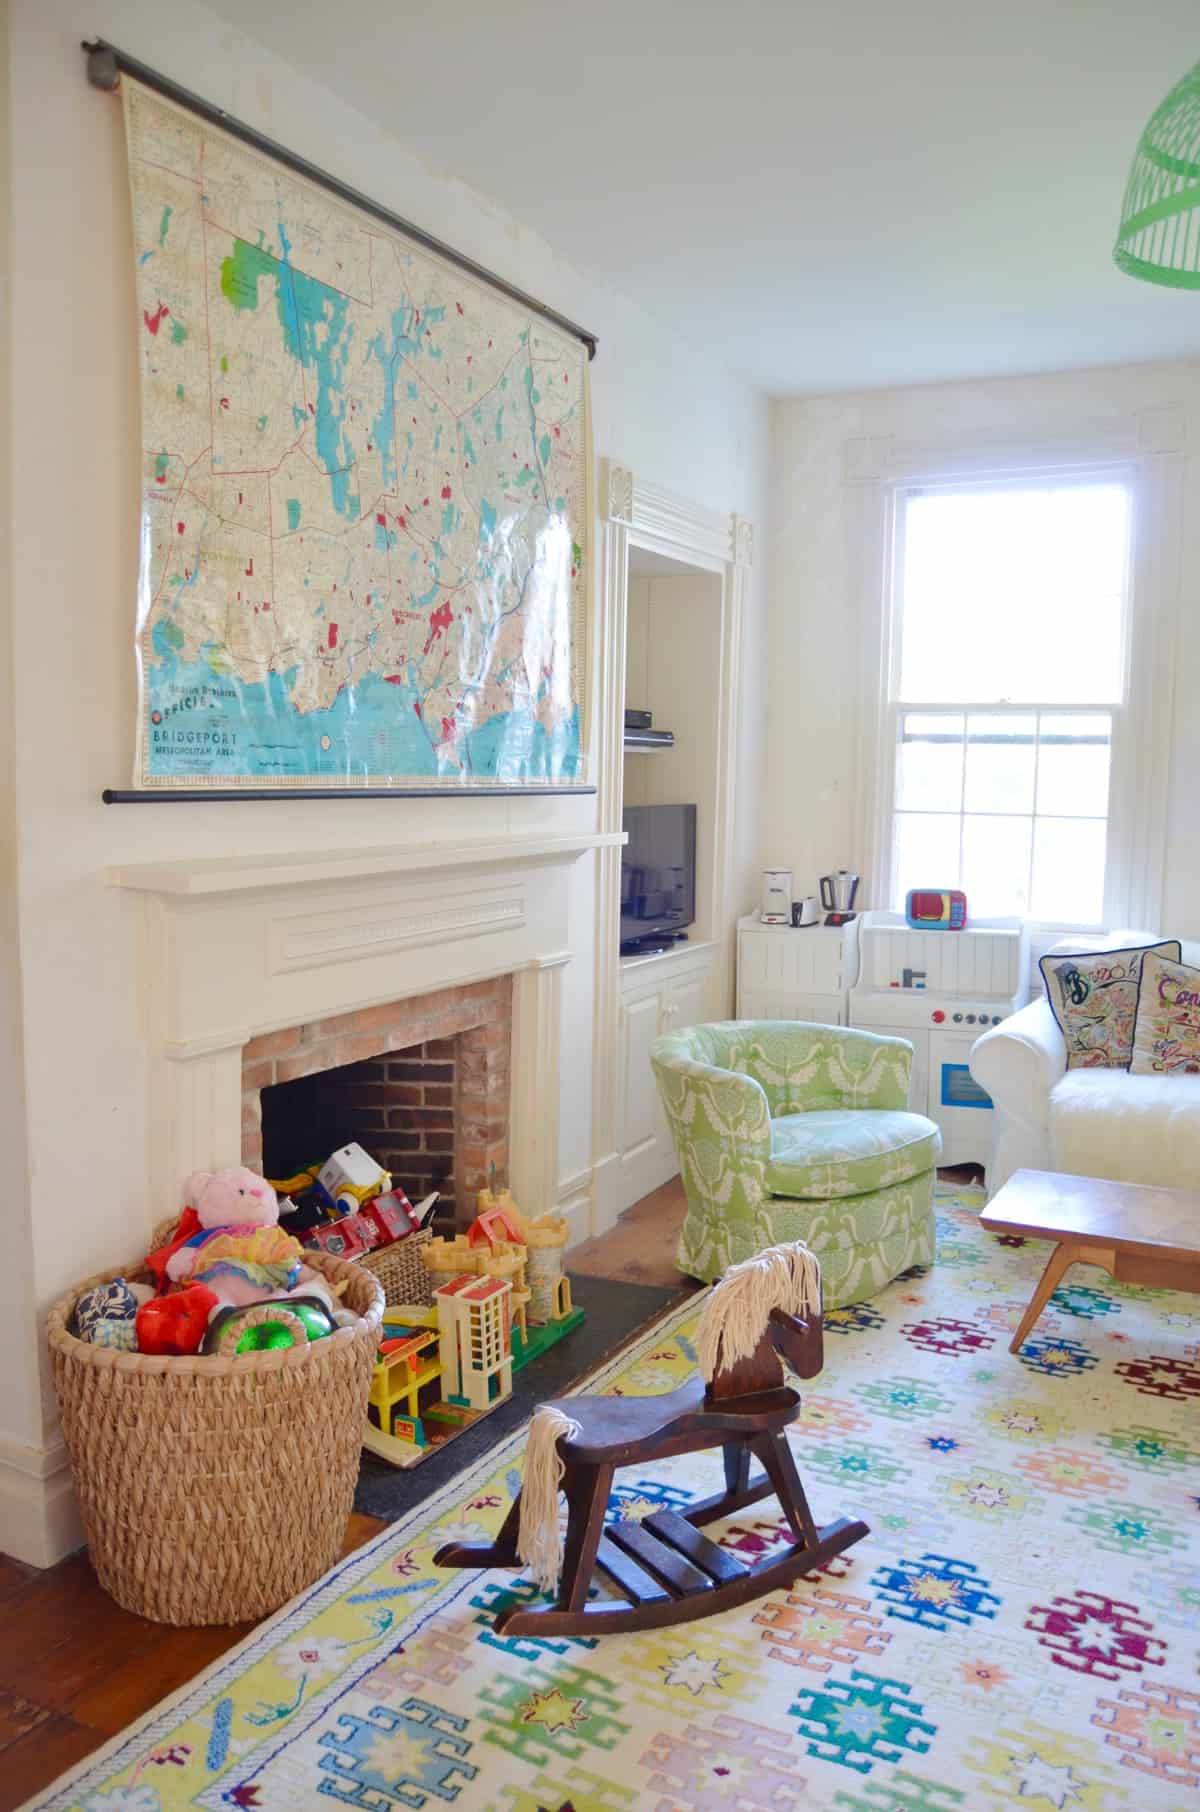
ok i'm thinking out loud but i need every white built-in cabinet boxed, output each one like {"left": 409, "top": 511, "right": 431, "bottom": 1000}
{"left": 736, "top": 915, "right": 859, "bottom": 1023}
{"left": 616, "top": 940, "right": 716, "bottom": 1205}
{"left": 591, "top": 463, "right": 752, "bottom": 1235}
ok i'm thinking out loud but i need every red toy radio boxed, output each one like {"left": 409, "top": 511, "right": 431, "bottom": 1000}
{"left": 905, "top": 888, "right": 967, "bottom": 930}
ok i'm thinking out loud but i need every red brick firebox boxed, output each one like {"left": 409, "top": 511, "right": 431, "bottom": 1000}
{"left": 240, "top": 975, "right": 511, "bottom": 1223}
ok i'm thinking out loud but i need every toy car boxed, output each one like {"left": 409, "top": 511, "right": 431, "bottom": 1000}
{"left": 316, "top": 1142, "right": 392, "bottom": 1215}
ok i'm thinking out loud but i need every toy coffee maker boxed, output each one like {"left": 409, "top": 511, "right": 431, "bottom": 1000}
{"left": 761, "top": 869, "right": 793, "bottom": 925}
{"left": 820, "top": 869, "right": 860, "bottom": 927}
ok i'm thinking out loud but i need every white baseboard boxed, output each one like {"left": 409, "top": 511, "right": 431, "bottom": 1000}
{"left": 589, "top": 1150, "right": 622, "bottom": 1239}
{"left": 0, "top": 1434, "right": 83, "bottom": 1568}
{"left": 557, "top": 1165, "right": 595, "bottom": 1248}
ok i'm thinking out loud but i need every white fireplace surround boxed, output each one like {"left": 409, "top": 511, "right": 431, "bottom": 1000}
{"left": 108, "top": 831, "right": 622, "bottom": 1234}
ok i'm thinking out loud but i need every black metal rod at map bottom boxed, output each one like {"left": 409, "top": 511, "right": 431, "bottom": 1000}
{"left": 81, "top": 38, "right": 598, "bottom": 362}
{"left": 101, "top": 787, "right": 599, "bottom": 803}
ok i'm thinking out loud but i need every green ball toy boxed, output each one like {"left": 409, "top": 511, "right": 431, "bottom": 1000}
{"left": 234, "top": 1322, "right": 295, "bottom": 1353}
{"left": 288, "top": 1300, "right": 334, "bottom": 1342}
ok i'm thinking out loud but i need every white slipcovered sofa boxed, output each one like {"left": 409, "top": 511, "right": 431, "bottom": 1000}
{"left": 969, "top": 929, "right": 1200, "bottom": 1195}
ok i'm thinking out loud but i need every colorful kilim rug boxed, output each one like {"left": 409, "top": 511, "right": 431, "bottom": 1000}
{"left": 24, "top": 1188, "right": 1200, "bottom": 1812}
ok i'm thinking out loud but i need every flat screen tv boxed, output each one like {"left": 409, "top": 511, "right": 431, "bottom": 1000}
{"left": 620, "top": 803, "right": 697, "bottom": 955}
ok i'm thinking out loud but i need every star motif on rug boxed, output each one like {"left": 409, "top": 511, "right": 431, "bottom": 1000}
{"left": 964, "top": 1480, "right": 1010, "bottom": 1509}
{"left": 837, "top": 1701, "right": 887, "bottom": 1739}
{"left": 909, "top": 1573, "right": 964, "bottom": 1606}
{"left": 688, "top": 1749, "right": 755, "bottom": 1792}
{"left": 661, "top": 1650, "right": 730, "bottom": 1694}
{"left": 611, "top": 1496, "right": 658, "bottom": 1523}
{"left": 959, "top": 1658, "right": 1009, "bottom": 1690}
{"left": 1013, "top": 1751, "right": 1085, "bottom": 1808}
{"left": 366, "top": 1726, "right": 438, "bottom": 1779}
{"left": 520, "top": 1689, "right": 588, "bottom": 1735}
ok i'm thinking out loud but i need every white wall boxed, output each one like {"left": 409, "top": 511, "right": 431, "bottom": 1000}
{"left": 3, "top": 0, "right": 768, "bottom": 1553}
{"left": 0, "top": 0, "right": 47, "bottom": 1541}
{"left": 767, "top": 361, "right": 1200, "bottom": 937}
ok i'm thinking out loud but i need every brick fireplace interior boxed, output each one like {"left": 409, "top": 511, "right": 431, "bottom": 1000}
{"left": 241, "top": 976, "right": 511, "bottom": 1226}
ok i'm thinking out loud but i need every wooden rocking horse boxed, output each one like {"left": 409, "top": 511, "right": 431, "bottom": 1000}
{"left": 434, "top": 1241, "right": 869, "bottom": 1636}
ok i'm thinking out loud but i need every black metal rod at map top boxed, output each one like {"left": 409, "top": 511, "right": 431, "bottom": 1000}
{"left": 102, "top": 787, "right": 598, "bottom": 802}
{"left": 82, "top": 38, "right": 599, "bottom": 362}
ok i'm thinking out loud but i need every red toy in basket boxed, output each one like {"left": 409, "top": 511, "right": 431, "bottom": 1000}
{"left": 362, "top": 1188, "right": 422, "bottom": 1246}
{"left": 306, "top": 1217, "right": 371, "bottom": 1259}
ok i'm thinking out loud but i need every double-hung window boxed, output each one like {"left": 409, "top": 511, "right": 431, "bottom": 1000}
{"left": 884, "top": 475, "right": 1132, "bottom": 927}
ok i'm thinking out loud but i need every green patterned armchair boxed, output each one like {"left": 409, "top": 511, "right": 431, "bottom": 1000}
{"left": 650, "top": 1020, "right": 940, "bottom": 1307}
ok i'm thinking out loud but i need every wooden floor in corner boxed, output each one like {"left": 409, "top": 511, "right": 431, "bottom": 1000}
{"left": 0, "top": 1177, "right": 689, "bottom": 1810}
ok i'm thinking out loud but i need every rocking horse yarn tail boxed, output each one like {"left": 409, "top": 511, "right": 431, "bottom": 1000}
{"left": 696, "top": 1241, "right": 821, "bottom": 1381}
{"left": 517, "top": 1404, "right": 583, "bottom": 1592}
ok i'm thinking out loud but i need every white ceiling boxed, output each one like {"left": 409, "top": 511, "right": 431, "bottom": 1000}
{"left": 207, "top": 0, "right": 1200, "bottom": 395}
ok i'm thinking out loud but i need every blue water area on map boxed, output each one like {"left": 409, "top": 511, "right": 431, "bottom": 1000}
{"left": 144, "top": 647, "right": 582, "bottom": 783}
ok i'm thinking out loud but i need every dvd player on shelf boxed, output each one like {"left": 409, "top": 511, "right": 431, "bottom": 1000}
{"left": 624, "top": 728, "right": 675, "bottom": 750}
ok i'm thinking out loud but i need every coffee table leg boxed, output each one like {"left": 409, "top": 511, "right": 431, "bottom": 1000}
{"left": 1009, "top": 1242, "right": 1077, "bottom": 1354}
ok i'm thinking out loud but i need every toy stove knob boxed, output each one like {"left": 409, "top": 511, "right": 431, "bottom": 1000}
{"left": 931, "top": 1009, "right": 945, "bottom": 1023}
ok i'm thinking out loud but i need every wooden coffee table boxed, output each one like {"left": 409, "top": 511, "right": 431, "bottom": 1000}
{"left": 980, "top": 1167, "right": 1200, "bottom": 1353}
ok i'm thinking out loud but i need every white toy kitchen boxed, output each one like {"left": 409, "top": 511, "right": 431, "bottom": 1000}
{"left": 848, "top": 912, "right": 1029, "bottom": 1168}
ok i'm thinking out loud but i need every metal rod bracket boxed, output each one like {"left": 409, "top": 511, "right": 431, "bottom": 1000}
{"left": 83, "top": 41, "right": 120, "bottom": 91}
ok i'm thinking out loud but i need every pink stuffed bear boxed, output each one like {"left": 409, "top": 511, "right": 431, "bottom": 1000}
{"left": 166, "top": 1166, "right": 336, "bottom": 1317}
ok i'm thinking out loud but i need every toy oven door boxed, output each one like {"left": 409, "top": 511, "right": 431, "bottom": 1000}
{"left": 930, "top": 1030, "right": 994, "bottom": 1165}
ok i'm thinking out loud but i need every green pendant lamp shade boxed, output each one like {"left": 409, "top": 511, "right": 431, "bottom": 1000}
{"left": 1115, "top": 60, "right": 1200, "bottom": 288}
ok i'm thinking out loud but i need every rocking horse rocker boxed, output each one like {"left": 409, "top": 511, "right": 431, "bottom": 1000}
{"left": 435, "top": 1241, "right": 869, "bottom": 1636}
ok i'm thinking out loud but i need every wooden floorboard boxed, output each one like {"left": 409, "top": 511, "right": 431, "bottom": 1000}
{"left": 0, "top": 1190, "right": 685, "bottom": 1810}
{"left": 0, "top": 1512, "right": 385, "bottom": 1810}
{"left": 569, "top": 1174, "right": 689, "bottom": 1287}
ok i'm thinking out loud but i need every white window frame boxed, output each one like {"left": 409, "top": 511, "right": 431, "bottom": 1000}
{"left": 880, "top": 468, "right": 1133, "bottom": 932}
{"left": 848, "top": 418, "right": 1184, "bottom": 940}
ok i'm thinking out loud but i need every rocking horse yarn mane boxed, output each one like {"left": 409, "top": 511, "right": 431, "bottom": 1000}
{"left": 516, "top": 1240, "right": 821, "bottom": 1592}
{"left": 696, "top": 1241, "right": 821, "bottom": 1381}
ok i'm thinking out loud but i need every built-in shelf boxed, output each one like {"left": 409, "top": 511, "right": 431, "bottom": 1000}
{"left": 619, "top": 936, "right": 717, "bottom": 976}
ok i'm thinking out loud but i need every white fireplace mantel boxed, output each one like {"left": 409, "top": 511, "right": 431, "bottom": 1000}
{"left": 109, "top": 830, "right": 622, "bottom": 1230}
{"left": 107, "top": 831, "right": 624, "bottom": 897}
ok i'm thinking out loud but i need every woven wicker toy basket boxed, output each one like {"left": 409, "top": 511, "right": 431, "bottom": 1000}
{"left": 357, "top": 1226, "right": 434, "bottom": 1306}
{"left": 47, "top": 1229, "right": 384, "bottom": 1627}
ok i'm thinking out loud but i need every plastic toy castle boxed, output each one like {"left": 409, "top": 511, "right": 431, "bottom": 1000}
{"left": 419, "top": 1183, "right": 572, "bottom": 1333}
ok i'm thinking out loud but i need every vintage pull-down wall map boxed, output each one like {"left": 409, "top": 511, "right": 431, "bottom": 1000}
{"left": 123, "top": 80, "right": 590, "bottom": 788}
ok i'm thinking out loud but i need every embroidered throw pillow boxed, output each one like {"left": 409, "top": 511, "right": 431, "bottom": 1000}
{"left": 1130, "top": 950, "right": 1200, "bottom": 1074}
{"left": 1040, "top": 941, "right": 1182, "bottom": 1070}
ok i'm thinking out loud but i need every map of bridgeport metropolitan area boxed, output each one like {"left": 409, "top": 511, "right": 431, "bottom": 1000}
{"left": 125, "top": 82, "right": 589, "bottom": 788}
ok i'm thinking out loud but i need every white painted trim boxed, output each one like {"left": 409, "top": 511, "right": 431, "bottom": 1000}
{"left": 1110, "top": 449, "right": 1184, "bottom": 933}
{"left": 623, "top": 472, "right": 733, "bottom": 567}
{"left": 556, "top": 1164, "right": 595, "bottom": 1249}
{"left": 107, "top": 833, "right": 623, "bottom": 897}
{"left": 0, "top": 1434, "right": 82, "bottom": 1567}
{"left": 587, "top": 467, "right": 632, "bottom": 1251}
{"left": 589, "top": 1150, "right": 622, "bottom": 1240}
{"left": 593, "top": 461, "right": 749, "bottom": 1208}
{"left": 509, "top": 953, "right": 569, "bottom": 1220}
{"left": 850, "top": 422, "right": 1183, "bottom": 935}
